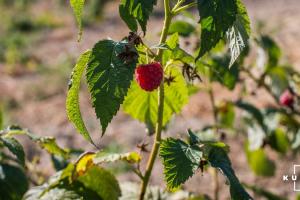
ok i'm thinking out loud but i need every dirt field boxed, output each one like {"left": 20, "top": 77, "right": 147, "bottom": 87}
{"left": 1, "top": 0, "right": 300, "bottom": 199}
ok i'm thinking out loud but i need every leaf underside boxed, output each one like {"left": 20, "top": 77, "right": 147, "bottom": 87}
{"left": 66, "top": 50, "right": 94, "bottom": 144}
{"left": 226, "top": 0, "right": 251, "bottom": 67}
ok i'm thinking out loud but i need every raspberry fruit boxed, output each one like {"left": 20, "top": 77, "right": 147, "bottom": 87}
{"left": 279, "top": 89, "right": 294, "bottom": 107}
{"left": 135, "top": 62, "right": 163, "bottom": 91}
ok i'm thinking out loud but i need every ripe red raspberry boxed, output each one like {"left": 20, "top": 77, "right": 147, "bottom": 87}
{"left": 135, "top": 62, "right": 163, "bottom": 91}
{"left": 279, "top": 89, "right": 294, "bottom": 107}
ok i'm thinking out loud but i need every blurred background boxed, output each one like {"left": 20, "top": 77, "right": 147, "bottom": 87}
{"left": 0, "top": 0, "right": 300, "bottom": 199}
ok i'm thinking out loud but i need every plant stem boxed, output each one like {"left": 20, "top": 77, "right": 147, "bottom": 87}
{"left": 172, "top": 1, "right": 197, "bottom": 14}
{"left": 138, "top": 1, "right": 172, "bottom": 199}
{"left": 208, "top": 81, "right": 219, "bottom": 200}
{"left": 208, "top": 87, "right": 218, "bottom": 125}
{"left": 212, "top": 168, "right": 219, "bottom": 200}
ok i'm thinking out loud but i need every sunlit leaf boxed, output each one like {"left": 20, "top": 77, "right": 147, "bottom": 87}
{"left": 226, "top": 0, "right": 250, "bottom": 67}
{"left": 70, "top": 0, "right": 85, "bottom": 41}
{"left": 66, "top": 50, "right": 94, "bottom": 144}
{"left": 123, "top": 67, "right": 188, "bottom": 129}
{"left": 94, "top": 152, "right": 141, "bottom": 164}
{"left": 245, "top": 144, "right": 275, "bottom": 177}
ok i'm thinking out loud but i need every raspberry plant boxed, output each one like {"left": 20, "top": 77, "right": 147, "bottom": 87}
{"left": 67, "top": 0, "right": 254, "bottom": 199}
{"left": 1, "top": 1, "right": 300, "bottom": 200}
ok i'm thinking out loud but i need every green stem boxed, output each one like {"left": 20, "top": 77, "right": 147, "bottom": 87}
{"left": 208, "top": 80, "right": 219, "bottom": 200}
{"left": 138, "top": 0, "right": 172, "bottom": 199}
{"left": 172, "top": 1, "right": 197, "bottom": 14}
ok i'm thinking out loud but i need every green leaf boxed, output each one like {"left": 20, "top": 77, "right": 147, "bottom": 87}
{"left": 245, "top": 144, "right": 275, "bottom": 177}
{"left": 77, "top": 166, "right": 121, "bottom": 200}
{"left": 226, "top": 0, "right": 250, "bottom": 67}
{"left": 269, "top": 128, "right": 289, "bottom": 154}
{"left": 119, "top": 0, "right": 157, "bottom": 33}
{"left": 217, "top": 101, "right": 235, "bottom": 128}
{"left": 160, "top": 138, "right": 202, "bottom": 190}
{"left": 268, "top": 66, "right": 290, "bottom": 97}
{"left": 169, "top": 20, "right": 196, "bottom": 37}
{"left": 123, "top": 67, "right": 188, "bottom": 129}
{"left": 86, "top": 40, "right": 138, "bottom": 135}
{"left": 208, "top": 54, "right": 239, "bottom": 90}
{"left": 24, "top": 178, "right": 100, "bottom": 200}
{"left": 0, "top": 137, "right": 25, "bottom": 166}
{"left": 162, "top": 33, "right": 194, "bottom": 66}
{"left": 244, "top": 183, "right": 287, "bottom": 200}
{"left": 1, "top": 126, "right": 69, "bottom": 159}
{"left": 27, "top": 133, "right": 69, "bottom": 159}
{"left": 256, "top": 35, "right": 281, "bottom": 69}
{"left": 0, "top": 164, "right": 29, "bottom": 200}
{"left": 70, "top": 0, "right": 85, "bottom": 41}
{"left": 205, "top": 145, "right": 253, "bottom": 200}
{"left": 25, "top": 165, "right": 120, "bottom": 200}
{"left": 235, "top": 100, "right": 266, "bottom": 131}
{"left": 66, "top": 50, "right": 94, "bottom": 144}
{"left": 93, "top": 152, "right": 141, "bottom": 164}
{"left": 196, "top": 0, "right": 238, "bottom": 59}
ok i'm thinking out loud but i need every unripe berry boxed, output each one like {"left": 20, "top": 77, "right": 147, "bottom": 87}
{"left": 279, "top": 90, "right": 294, "bottom": 107}
{"left": 135, "top": 62, "right": 163, "bottom": 92}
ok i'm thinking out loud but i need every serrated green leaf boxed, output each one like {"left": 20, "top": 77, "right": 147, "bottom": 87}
{"left": 226, "top": 0, "right": 250, "bottom": 67}
{"left": 66, "top": 50, "right": 94, "bottom": 145}
{"left": 169, "top": 20, "right": 196, "bottom": 37}
{"left": 245, "top": 144, "right": 275, "bottom": 177}
{"left": 123, "top": 67, "right": 188, "bottom": 128}
{"left": 197, "top": 0, "right": 238, "bottom": 59}
{"left": 160, "top": 138, "right": 202, "bottom": 190}
{"left": 77, "top": 166, "right": 121, "bottom": 200}
{"left": 70, "top": 0, "right": 85, "bottom": 41}
{"left": 0, "top": 137, "right": 25, "bottom": 166}
{"left": 119, "top": 0, "right": 157, "bottom": 33}
{"left": 0, "top": 164, "right": 28, "bottom": 200}
{"left": 205, "top": 145, "right": 253, "bottom": 200}
{"left": 86, "top": 40, "right": 138, "bottom": 135}
{"left": 94, "top": 152, "right": 141, "bottom": 164}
